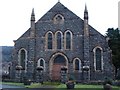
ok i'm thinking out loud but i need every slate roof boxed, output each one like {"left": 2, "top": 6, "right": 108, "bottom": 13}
{"left": 38, "top": 2, "right": 80, "bottom": 21}
{"left": 15, "top": 2, "right": 105, "bottom": 42}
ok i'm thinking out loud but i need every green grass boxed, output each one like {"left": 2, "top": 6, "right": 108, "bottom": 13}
{"left": 26, "top": 82, "right": 60, "bottom": 88}
{"left": 1, "top": 81, "right": 42, "bottom": 88}
{"left": 43, "top": 82, "right": 61, "bottom": 85}
{"left": 56, "top": 84, "right": 120, "bottom": 90}
{"left": 1, "top": 81, "right": 120, "bottom": 90}
{"left": 1, "top": 82, "right": 24, "bottom": 86}
{"left": 56, "top": 84, "right": 103, "bottom": 88}
{"left": 25, "top": 83, "right": 41, "bottom": 88}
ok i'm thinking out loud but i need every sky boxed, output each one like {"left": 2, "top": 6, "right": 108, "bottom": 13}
{"left": 0, "top": 0, "right": 119, "bottom": 46}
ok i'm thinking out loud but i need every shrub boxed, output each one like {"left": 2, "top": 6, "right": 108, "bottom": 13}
{"left": 103, "top": 77, "right": 112, "bottom": 85}
{"left": 113, "top": 80, "right": 120, "bottom": 86}
{"left": 103, "top": 84, "right": 112, "bottom": 90}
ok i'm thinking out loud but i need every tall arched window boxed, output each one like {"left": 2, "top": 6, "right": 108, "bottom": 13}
{"left": 20, "top": 50, "right": 25, "bottom": 68}
{"left": 75, "top": 60, "right": 79, "bottom": 70}
{"left": 73, "top": 58, "right": 81, "bottom": 71}
{"left": 65, "top": 30, "right": 72, "bottom": 50}
{"left": 18, "top": 48, "right": 27, "bottom": 70}
{"left": 55, "top": 31, "right": 63, "bottom": 49}
{"left": 93, "top": 47, "right": 103, "bottom": 71}
{"left": 46, "top": 31, "right": 53, "bottom": 50}
{"left": 37, "top": 58, "right": 45, "bottom": 71}
{"left": 96, "top": 48, "right": 102, "bottom": 70}
{"left": 48, "top": 33, "right": 53, "bottom": 49}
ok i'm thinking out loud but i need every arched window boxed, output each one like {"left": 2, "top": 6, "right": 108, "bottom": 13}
{"left": 55, "top": 31, "right": 63, "bottom": 49}
{"left": 45, "top": 31, "right": 53, "bottom": 50}
{"left": 37, "top": 58, "right": 45, "bottom": 71}
{"left": 18, "top": 48, "right": 27, "bottom": 70}
{"left": 40, "top": 60, "right": 44, "bottom": 67}
{"left": 53, "top": 14, "right": 64, "bottom": 24}
{"left": 96, "top": 48, "right": 102, "bottom": 70}
{"left": 93, "top": 47, "right": 103, "bottom": 71}
{"left": 54, "top": 55, "right": 66, "bottom": 65}
{"left": 73, "top": 58, "right": 81, "bottom": 71}
{"left": 65, "top": 30, "right": 72, "bottom": 50}
{"left": 48, "top": 33, "right": 53, "bottom": 49}
{"left": 20, "top": 50, "right": 25, "bottom": 68}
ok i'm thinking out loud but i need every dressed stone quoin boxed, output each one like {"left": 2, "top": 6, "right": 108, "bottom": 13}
{"left": 11, "top": 2, "right": 114, "bottom": 82}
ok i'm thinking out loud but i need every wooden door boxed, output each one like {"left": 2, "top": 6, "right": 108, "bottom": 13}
{"left": 52, "top": 64, "right": 62, "bottom": 81}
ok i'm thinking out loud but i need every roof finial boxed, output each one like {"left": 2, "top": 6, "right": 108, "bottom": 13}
{"left": 31, "top": 8, "right": 35, "bottom": 21}
{"left": 84, "top": 3, "right": 88, "bottom": 20}
{"left": 31, "top": 8, "right": 35, "bottom": 16}
{"left": 58, "top": 0, "right": 60, "bottom": 2}
{"left": 84, "top": 3, "right": 88, "bottom": 13}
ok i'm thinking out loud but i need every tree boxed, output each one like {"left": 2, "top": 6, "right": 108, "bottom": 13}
{"left": 106, "top": 28, "right": 120, "bottom": 73}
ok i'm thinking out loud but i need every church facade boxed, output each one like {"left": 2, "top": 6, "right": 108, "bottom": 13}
{"left": 12, "top": 2, "right": 114, "bottom": 82}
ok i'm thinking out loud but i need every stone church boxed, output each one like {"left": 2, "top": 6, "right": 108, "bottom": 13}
{"left": 12, "top": 2, "right": 114, "bottom": 82}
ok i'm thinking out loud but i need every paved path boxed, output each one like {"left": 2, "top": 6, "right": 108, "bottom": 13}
{"left": 1, "top": 84, "right": 24, "bottom": 90}
{"left": 1, "top": 84, "right": 56, "bottom": 90}
{"left": 2, "top": 84, "right": 24, "bottom": 88}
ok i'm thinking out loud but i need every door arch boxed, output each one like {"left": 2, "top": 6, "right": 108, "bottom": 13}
{"left": 49, "top": 53, "right": 68, "bottom": 81}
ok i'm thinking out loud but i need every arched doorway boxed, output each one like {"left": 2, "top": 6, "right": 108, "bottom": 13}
{"left": 49, "top": 53, "right": 68, "bottom": 81}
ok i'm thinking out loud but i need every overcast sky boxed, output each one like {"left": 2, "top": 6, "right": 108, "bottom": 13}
{"left": 0, "top": 0, "right": 119, "bottom": 46}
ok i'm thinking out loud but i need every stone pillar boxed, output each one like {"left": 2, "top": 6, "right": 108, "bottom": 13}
{"left": 83, "top": 5, "right": 90, "bottom": 82}
{"left": 30, "top": 8, "right": 35, "bottom": 38}
{"left": 82, "top": 66, "right": 90, "bottom": 83}
{"left": 36, "top": 66, "right": 43, "bottom": 84}
{"left": 27, "top": 39, "right": 36, "bottom": 81}
{"left": 27, "top": 8, "right": 36, "bottom": 81}
{"left": 61, "top": 66, "right": 67, "bottom": 83}
{"left": 15, "top": 65, "right": 24, "bottom": 82}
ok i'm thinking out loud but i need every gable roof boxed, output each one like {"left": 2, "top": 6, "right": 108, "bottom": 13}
{"left": 38, "top": 2, "right": 81, "bottom": 22}
{"left": 15, "top": 2, "right": 105, "bottom": 42}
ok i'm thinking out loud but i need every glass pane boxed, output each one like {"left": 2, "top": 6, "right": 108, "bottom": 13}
{"left": 54, "top": 55, "right": 66, "bottom": 64}
{"left": 20, "top": 50, "right": 25, "bottom": 68}
{"left": 66, "top": 32, "right": 71, "bottom": 49}
{"left": 57, "top": 32, "right": 62, "bottom": 49}
{"left": 96, "top": 48, "right": 101, "bottom": 70}
{"left": 48, "top": 33, "right": 52, "bottom": 49}
{"left": 40, "top": 60, "right": 44, "bottom": 67}
{"left": 75, "top": 59, "right": 79, "bottom": 70}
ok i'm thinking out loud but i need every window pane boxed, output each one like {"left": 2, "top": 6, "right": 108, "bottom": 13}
{"left": 96, "top": 48, "right": 102, "bottom": 70}
{"left": 40, "top": 60, "right": 44, "bottom": 67}
{"left": 54, "top": 55, "right": 66, "bottom": 64}
{"left": 48, "top": 33, "right": 52, "bottom": 49}
{"left": 57, "top": 32, "right": 62, "bottom": 49}
{"left": 66, "top": 32, "right": 71, "bottom": 49}
{"left": 20, "top": 50, "right": 25, "bottom": 68}
{"left": 75, "top": 59, "right": 79, "bottom": 70}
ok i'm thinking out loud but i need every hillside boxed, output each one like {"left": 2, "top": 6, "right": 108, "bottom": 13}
{"left": 1, "top": 46, "right": 13, "bottom": 62}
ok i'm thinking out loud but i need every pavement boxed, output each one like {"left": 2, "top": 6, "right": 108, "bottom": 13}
{"left": 2, "top": 87, "right": 57, "bottom": 90}
{"left": 2, "top": 85, "right": 56, "bottom": 90}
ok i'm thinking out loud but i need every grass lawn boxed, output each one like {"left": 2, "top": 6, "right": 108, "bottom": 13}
{"left": 1, "top": 82, "right": 120, "bottom": 89}
{"left": 1, "top": 82, "right": 24, "bottom": 86}
{"left": 26, "top": 82, "right": 60, "bottom": 88}
{"left": 1, "top": 82, "right": 59, "bottom": 88}
{"left": 56, "top": 84, "right": 120, "bottom": 90}
{"left": 25, "top": 83, "right": 41, "bottom": 88}
{"left": 1, "top": 81, "right": 42, "bottom": 88}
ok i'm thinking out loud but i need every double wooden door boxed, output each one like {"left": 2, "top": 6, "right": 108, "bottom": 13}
{"left": 52, "top": 64, "right": 64, "bottom": 81}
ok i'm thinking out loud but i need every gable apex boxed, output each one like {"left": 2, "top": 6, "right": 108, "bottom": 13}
{"left": 48, "top": 2, "right": 68, "bottom": 12}
{"left": 38, "top": 2, "right": 82, "bottom": 22}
